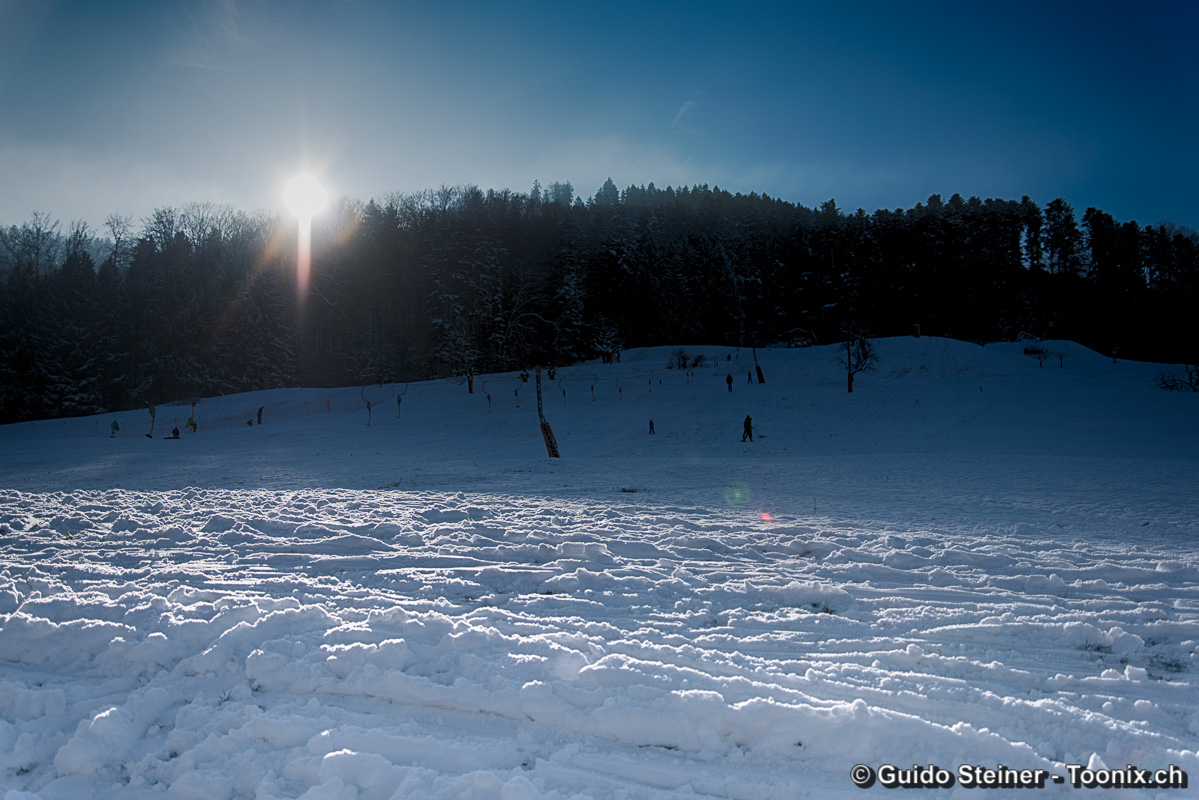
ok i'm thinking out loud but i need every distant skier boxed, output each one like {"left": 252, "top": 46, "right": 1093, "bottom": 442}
{"left": 648, "top": 419, "right": 655, "bottom": 435}
{"left": 742, "top": 415, "right": 753, "bottom": 442}
{"left": 110, "top": 420, "right": 119, "bottom": 438}
{"left": 747, "top": 370, "right": 752, "bottom": 384}
{"left": 726, "top": 373, "right": 734, "bottom": 392}
{"left": 166, "top": 427, "right": 180, "bottom": 439}
{"left": 186, "top": 417, "right": 197, "bottom": 433}
{"left": 257, "top": 406, "right": 263, "bottom": 425}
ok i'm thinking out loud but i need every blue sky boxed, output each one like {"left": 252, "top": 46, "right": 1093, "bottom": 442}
{"left": 2, "top": 0, "right": 1196, "bottom": 233}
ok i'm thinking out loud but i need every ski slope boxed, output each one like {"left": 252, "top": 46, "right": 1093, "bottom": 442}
{"left": 1, "top": 337, "right": 1196, "bottom": 799}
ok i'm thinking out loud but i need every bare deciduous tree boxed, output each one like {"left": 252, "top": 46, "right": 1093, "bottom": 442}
{"left": 62, "top": 220, "right": 93, "bottom": 263}
{"left": 104, "top": 213, "right": 133, "bottom": 268}
{"left": 835, "top": 322, "right": 878, "bottom": 393}
{"left": 0, "top": 211, "right": 61, "bottom": 275}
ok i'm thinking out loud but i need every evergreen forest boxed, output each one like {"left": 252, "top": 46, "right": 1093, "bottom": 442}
{"left": 1, "top": 179, "right": 1196, "bottom": 424}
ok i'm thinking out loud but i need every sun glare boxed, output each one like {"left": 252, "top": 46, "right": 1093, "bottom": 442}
{"left": 285, "top": 174, "right": 327, "bottom": 301}
{"left": 283, "top": 174, "right": 328, "bottom": 220}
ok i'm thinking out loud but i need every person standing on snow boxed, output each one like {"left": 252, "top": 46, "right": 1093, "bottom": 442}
{"left": 742, "top": 415, "right": 753, "bottom": 442}
{"left": 726, "top": 373, "right": 734, "bottom": 392}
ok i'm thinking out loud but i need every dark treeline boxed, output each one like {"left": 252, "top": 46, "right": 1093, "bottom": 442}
{"left": 1, "top": 181, "right": 1196, "bottom": 423}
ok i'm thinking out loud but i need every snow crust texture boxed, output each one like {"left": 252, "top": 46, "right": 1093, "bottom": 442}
{"left": 0, "top": 338, "right": 1197, "bottom": 798}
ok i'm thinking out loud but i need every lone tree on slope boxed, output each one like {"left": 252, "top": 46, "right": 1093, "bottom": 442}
{"left": 835, "top": 322, "right": 878, "bottom": 393}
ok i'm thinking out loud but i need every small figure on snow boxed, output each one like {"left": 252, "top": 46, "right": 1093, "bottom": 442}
{"left": 742, "top": 415, "right": 754, "bottom": 442}
{"left": 648, "top": 419, "right": 655, "bottom": 435}
{"left": 110, "top": 420, "right": 119, "bottom": 438}
{"left": 726, "top": 373, "right": 734, "bottom": 392}
{"left": 257, "top": 406, "right": 263, "bottom": 425}
{"left": 167, "top": 427, "right": 180, "bottom": 439}
{"left": 186, "top": 417, "right": 197, "bottom": 433}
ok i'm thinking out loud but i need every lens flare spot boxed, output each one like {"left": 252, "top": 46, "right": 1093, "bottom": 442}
{"left": 724, "top": 481, "right": 751, "bottom": 508}
{"left": 761, "top": 512, "right": 773, "bottom": 522}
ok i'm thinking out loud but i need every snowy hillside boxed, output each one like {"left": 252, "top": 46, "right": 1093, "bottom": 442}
{"left": 1, "top": 337, "right": 1197, "bottom": 799}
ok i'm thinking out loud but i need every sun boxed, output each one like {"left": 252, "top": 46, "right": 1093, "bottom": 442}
{"left": 283, "top": 173, "right": 328, "bottom": 220}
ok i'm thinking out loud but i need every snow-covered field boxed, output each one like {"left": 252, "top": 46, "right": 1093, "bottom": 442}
{"left": 1, "top": 337, "right": 1196, "bottom": 799}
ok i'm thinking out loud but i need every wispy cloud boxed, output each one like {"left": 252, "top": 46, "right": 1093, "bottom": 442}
{"left": 671, "top": 100, "right": 699, "bottom": 133}
{"left": 170, "top": 0, "right": 274, "bottom": 71}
